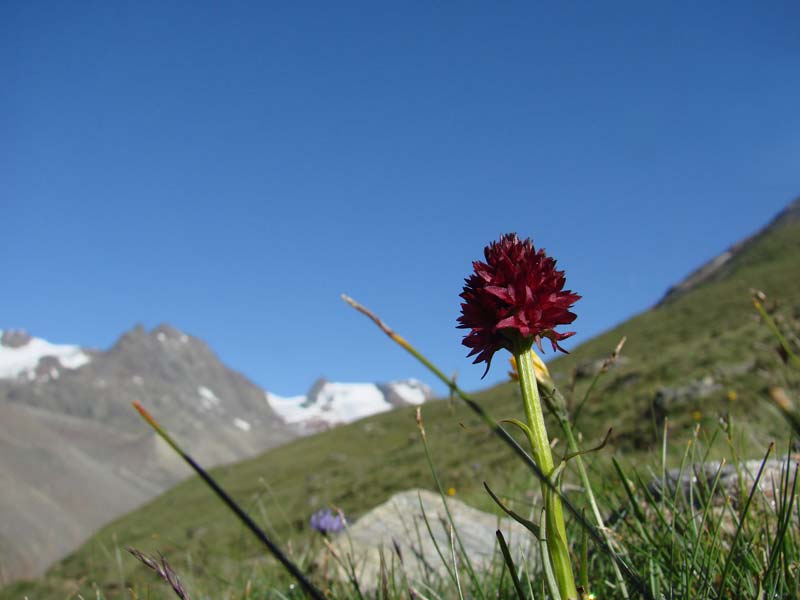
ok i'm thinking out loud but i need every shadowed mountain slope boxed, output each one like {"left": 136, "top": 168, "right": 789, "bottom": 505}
{"left": 0, "top": 323, "right": 433, "bottom": 586}
{"left": 0, "top": 325, "right": 296, "bottom": 584}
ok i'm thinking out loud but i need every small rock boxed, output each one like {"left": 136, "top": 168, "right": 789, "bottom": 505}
{"left": 319, "top": 489, "right": 536, "bottom": 591}
{"left": 653, "top": 376, "right": 722, "bottom": 413}
{"left": 713, "top": 360, "right": 756, "bottom": 379}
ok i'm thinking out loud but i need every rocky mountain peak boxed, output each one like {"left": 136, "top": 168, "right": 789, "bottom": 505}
{"left": 152, "top": 323, "right": 190, "bottom": 343}
{"left": 111, "top": 324, "right": 148, "bottom": 349}
{"left": 306, "top": 377, "right": 331, "bottom": 405}
{"left": 107, "top": 324, "right": 202, "bottom": 362}
{"left": 1, "top": 329, "right": 32, "bottom": 348}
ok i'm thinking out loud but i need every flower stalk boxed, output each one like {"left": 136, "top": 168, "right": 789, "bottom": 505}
{"left": 515, "top": 344, "right": 578, "bottom": 600}
{"left": 343, "top": 293, "right": 652, "bottom": 600}
{"left": 455, "top": 233, "right": 581, "bottom": 598}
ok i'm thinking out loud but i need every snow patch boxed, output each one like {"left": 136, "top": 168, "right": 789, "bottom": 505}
{"left": 157, "top": 332, "right": 167, "bottom": 342}
{"left": 314, "top": 382, "right": 389, "bottom": 422}
{"left": 264, "top": 391, "right": 310, "bottom": 423}
{"left": 265, "top": 378, "right": 433, "bottom": 432}
{"left": 0, "top": 333, "right": 91, "bottom": 379}
{"left": 233, "top": 418, "right": 251, "bottom": 432}
{"left": 388, "top": 379, "right": 429, "bottom": 405}
{"left": 198, "top": 385, "right": 221, "bottom": 410}
{"left": 266, "top": 382, "right": 400, "bottom": 429}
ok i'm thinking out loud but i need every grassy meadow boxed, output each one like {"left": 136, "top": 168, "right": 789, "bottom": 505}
{"left": 3, "top": 211, "right": 799, "bottom": 599}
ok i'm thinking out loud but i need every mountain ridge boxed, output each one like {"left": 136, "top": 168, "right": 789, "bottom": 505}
{"left": 658, "top": 196, "right": 800, "bottom": 305}
{"left": 0, "top": 323, "right": 431, "bottom": 585}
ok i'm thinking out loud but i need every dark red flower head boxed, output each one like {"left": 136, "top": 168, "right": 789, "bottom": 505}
{"left": 457, "top": 233, "right": 580, "bottom": 376}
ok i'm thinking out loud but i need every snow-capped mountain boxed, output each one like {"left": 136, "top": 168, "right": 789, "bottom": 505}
{"left": 0, "top": 325, "right": 294, "bottom": 458}
{"left": 0, "top": 324, "right": 434, "bottom": 584}
{"left": 0, "top": 329, "right": 91, "bottom": 380}
{"left": 265, "top": 378, "right": 433, "bottom": 432}
{"left": 0, "top": 325, "right": 296, "bottom": 584}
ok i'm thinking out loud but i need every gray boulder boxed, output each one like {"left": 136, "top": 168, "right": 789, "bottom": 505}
{"left": 653, "top": 455, "right": 799, "bottom": 508}
{"left": 320, "top": 489, "right": 537, "bottom": 592}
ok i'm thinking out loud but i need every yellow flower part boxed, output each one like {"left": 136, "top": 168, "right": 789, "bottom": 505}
{"left": 509, "top": 352, "right": 553, "bottom": 388}
{"left": 508, "top": 356, "right": 519, "bottom": 381}
{"left": 691, "top": 410, "right": 703, "bottom": 421}
{"left": 727, "top": 389, "right": 738, "bottom": 401}
{"left": 531, "top": 350, "right": 553, "bottom": 386}
{"left": 447, "top": 487, "right": 456, "bottom": 497}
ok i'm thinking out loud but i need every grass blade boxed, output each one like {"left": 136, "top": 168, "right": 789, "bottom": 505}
{"left": 132, "top": 401, "right": 326, "bottom": 600}
{"left": 496, "top": 530, "right": 527, "bottom": 600}
{"left": 717, "top": 442, "right": 775, "bottom": 598}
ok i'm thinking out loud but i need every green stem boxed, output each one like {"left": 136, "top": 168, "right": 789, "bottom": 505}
{"left": 515, "top": 345, "right": 578, "bottom": 600}
{"left": 542, "top": 384, "right": 630, "bottom": 598}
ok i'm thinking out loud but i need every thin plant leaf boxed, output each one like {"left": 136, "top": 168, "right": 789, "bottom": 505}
{"left": 132, "top": 401, "right": 326, "bottom": 600}
{"left": 579, "top": 509, "right": 589, "bottom": 594}
{"left": 763, "top": 462, "right": 799, "bottom": 586}
{"left": 539, "top": 508, "right": 562, "bottom": 600}
{"left": 572, "top": 337, "right": 626, "bottom": 425}
{"left": 562, "top": 428, "right": 612, "bottom": 463}
{"left": 496, "top": 530, "right": 527, "bottom": 600}
{"left": 753, "top": 292, "right": 800, "bottom": 369}
{"left": 717, "top": 442, "right": 775, "bottom": 597}
{"left": 484, "top": 482, "right": 541, "bottom": 538}
{"left": 416, "top": 408, "right": 488, "bottom": 600}
{"left": 321, "top": 537, "right": 366, "bottom": 600}
{"left": 449, "top": 525, "right": 465, "bottom": 600}
{"left": 417, "top": 492, "right": 459, "bottom": 589}
{"left": 501, "top": 418, "right": 534, "bottom": 441}
{"left": 378, "top": 546, "right": 389, "bottom": 600}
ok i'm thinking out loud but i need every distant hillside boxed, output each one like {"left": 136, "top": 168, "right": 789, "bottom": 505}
{"left": 658, "top": 197, "right": 800, "bottom": 305}
{"left": 0, "top": 324, "right": 433, "bottom": 586}
{"left": 4, "top": 197, "right": 799, "bottom": 599}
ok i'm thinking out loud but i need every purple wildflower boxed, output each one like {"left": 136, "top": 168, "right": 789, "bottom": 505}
{"left": 309, "top": 508, "right": 346, "bottom": 534}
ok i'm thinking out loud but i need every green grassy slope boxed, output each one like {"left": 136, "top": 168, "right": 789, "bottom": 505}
{"left": 4, "top": 202, "right": 799, "bottom": 599}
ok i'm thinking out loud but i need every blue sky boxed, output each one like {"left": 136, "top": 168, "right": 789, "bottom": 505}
{"left": 2, "top": 2, "right": 798, "bottom": 396}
